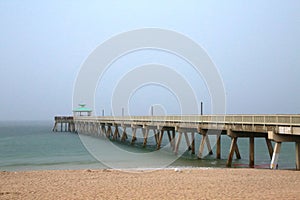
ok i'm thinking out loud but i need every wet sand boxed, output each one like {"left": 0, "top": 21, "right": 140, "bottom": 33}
{"left": 1, "top": 168, "right": 300, "bottom": 199}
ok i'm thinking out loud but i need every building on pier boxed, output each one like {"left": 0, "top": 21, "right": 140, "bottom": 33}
{"left": 73, "top": 104, "right": 92, "bottom": 116}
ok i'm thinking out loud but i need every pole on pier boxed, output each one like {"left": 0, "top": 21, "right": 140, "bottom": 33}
{"left": 102, "top": 109, "right": 104, "bottom": 116}
{"left": 122, "top": 107, "right": 124, "bottom": 117}
{"left": 200, "top": 102, "right": 203, "bottom": 115}
{"left": 151, "top": 106, "right": 154, "bottom": 116}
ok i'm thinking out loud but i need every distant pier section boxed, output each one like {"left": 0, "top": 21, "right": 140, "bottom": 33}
{"left": 52, "top": 116, "right": 75, "bottom": 132}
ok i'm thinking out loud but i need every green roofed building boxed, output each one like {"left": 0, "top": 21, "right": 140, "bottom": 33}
{"left": 73, "top": 104, "right": 92, "bottom": 116}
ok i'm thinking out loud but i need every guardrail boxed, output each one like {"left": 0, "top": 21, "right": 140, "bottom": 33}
{"left": 73, "top": 115, "right": 300, "bottom": 127}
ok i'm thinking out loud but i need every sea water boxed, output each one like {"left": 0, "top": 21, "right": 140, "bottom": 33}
{"left": 0, "top": 121, "right": 296, "bottom": 171}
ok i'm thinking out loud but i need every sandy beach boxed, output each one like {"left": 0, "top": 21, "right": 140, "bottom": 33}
{"left": 1, "top": 168, "right": 300, "bottom": 200}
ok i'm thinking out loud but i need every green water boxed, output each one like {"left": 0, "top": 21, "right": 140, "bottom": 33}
{"left": 0, "top": 121, "right": 296, "bottom": 171}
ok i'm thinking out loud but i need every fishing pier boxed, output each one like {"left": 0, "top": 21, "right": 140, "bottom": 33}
{"left": 53, "top": 115, "right": 300, "bottom": 170}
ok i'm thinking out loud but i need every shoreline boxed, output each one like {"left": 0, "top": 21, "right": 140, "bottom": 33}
{"left": 1, "top": 168, "right": 300, "bottom": 199}
{"left": 2, "top": 166, "right": 299, "bottom": 174}
{"left": 0, "top": 165, "right": 276, "bottom": 173}
{"left": 0, "top": 162, "right": 294, "bottom": 173}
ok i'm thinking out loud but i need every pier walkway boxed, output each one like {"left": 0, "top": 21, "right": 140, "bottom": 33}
{"left": 54, "top": 115, "right": 300, "bottom": 170}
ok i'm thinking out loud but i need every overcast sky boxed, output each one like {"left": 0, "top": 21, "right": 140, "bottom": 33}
{"left": 0, "top": 1, "right": 299, "bottom": 121}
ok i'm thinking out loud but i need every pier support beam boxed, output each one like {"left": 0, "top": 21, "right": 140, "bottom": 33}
{"left": 174, "top": 131, "right": 182, "bottom": 155}
{"left": 131, "top": 127, "right": 137, "bottom": 144}
{"left": 296, "top": 142, "right": 300, "bottom": 170}
{"left": 157, "top": 130, "right": 164, "bottom": 150}
{"left": 143, "top": 128, "right": 149, "bottom": 147}
{"left": 121, "top": 126, "right": 128, "bottom": 142}
{"left": 184, "top": 132, "right": 191, "bottom": 151}
{"left": 197, "top": 129, "right": 215, "bottom": 159}
{"left": 226, "top": 137, "right": 238, "bottom": 167}
{"left": 265, "top": 138, "right": 274, "bottom": 159}
{"left": 268, "top": 131, "right": 300, "bottom": 170}
{"left": 101, "top": 124, "right": 106, "bottom": 137}
{"left": 206, "top": 135, "right": 213, "bottom": 155}
{"left": 167, "top": 130, "right": 172, "bottom": 148}
{"left": 249, "top": 136, "right": 255, "bottom": 168}
{"left": 113, "top": 125, "right": 120, "bottom": 140}
{"left": 197, "top": 130, "right": 207, "bottom": 159}
{"left": 93, "top": 124, "right": 97, "bottom": 136}
{"left": 216, "top": 135, "right": 221, "bottom": 159}
{"left": 154, "top": 130, "right": 159, "bottom": 145}
{"left": 227, "top": 129, "right": 270, "bottom": 168}
{"left": 270, "top": 142, "right": 281, "bottom": 169}
{"left": 52, "top": 122, "right": 57, "bottom": 132}
{"left": 191, "top": 132, "right": 195, "bottom": 154}
{"left": 235, "top": 143, "right": 241, "bottom": 159}
{"left": 106, "top": 125, "right": 112, "bottom": 138}
{"left": 172, "top": 130, "right": 176, "bottom": 151}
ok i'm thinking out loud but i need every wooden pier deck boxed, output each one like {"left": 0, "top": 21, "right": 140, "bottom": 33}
{"left": 54, "top": 115, "right": 300, "bottom": 170}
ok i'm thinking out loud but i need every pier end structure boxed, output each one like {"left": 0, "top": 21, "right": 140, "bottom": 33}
{"left": 53, "top": 104, "right": 92, "bottom": 132}
{"left": 52, "top": 116, "right": 75, "bottom": 132}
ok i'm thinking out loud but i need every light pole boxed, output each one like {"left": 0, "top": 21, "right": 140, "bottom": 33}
{"left": 201, "top": 102, "right": 203, "bottom": 116}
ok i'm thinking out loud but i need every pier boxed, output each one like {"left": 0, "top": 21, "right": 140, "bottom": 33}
{"left": 53, "top": 115, "right": 300, "bottom": 170}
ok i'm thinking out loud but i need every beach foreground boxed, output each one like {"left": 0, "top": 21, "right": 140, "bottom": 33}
{"left": 1, "top": 168, "right": 299, "bottom": 199}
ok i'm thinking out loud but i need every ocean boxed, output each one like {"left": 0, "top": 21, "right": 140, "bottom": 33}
{"left": 0, "top": 121, "right": 296, "bottom": 171}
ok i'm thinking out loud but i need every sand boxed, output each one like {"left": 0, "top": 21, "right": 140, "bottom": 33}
{"left": 1, "top": 168, "right": 300, "bottom": 200}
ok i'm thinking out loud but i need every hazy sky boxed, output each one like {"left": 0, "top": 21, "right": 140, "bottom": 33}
{"left": 0, "top": 1, "right": 299, "bottom": 121}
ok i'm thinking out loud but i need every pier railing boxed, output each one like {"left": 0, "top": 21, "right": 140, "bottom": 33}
{"left": 74, "top": 115, "right": 300, "bottom": 127}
